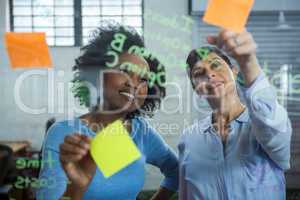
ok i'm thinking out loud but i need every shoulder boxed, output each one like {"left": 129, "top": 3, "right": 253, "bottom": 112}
{"left": 43, "top": 118, "right": 89, "bottom": 151}
{"left": 46, "top": 119, "right": 78, "bottom": 137}
{"left": 132, "top": 117, "right": 158, "bottom": 137}
{"left": 133, "top": 117, "right": 169, "bottom": 151}
{"left": 133, "top": 117, "right": 152, "bottom": 130}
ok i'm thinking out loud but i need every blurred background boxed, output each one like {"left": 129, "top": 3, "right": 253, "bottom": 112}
{"left": 0, "top": 0, "right": 299, "bottom": 199}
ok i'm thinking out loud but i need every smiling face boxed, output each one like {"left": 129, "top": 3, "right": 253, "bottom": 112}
{"left": 102, "top": 52, "right": 150, "bottom": 114}
{"left": 190, "top": 52, "right": 238, "bottom": 100}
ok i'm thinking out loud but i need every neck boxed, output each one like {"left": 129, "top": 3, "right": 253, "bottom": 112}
{"left": 209, "top": 92, "right": 245, "bottom": 125}
{"left": 91, "top": 111, "right": 127, "bottom": 124}
{"left": 97, "top": 101, "right": 129, "bottom": 123}
{"left": 209, "top": 94, "right": 245, "bottom": 142}
{"left": 81, "top": 103, "right": 129, "bottom": 131}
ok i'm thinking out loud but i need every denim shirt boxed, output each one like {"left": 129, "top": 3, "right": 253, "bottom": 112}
{"left": 178, "top": 72, "right": 292, "bottom": 200}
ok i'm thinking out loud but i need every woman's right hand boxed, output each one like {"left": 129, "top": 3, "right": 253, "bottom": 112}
{"left": 59, "top": 133, "right": 96, "bottom": 192}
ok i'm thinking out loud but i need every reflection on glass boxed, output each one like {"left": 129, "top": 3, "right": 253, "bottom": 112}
{"left": 102, "top": 7, "right": 122, "bottom": 16}
{"left": 14, "top": 17, "right": 32, "bottom": 27}
{"left": 82, "top": 0, "right": 101, "bottom": 6}
{"left": 33, "top": 27, "right": 54, "bottom": 36}
{"left": 123, "top": 16, "right": 142, "bottom": 27}
{"left": 55, "top": 17, "right": 74, "bottom": 27}
{"left": 123, "top": 6, "right": 142, "bottom": 15}
{"left": 102, "top": 0, "right": 122, "bottom": 5}
{"left": 55, "top": 28, "right": 74, "bottom": 37}
{"left": 32, "top": 0, "right": 54, "bottom": 6}
{"left": 33, "top": 6, "right": 54, "bottom": 16}
{"left": 13, "top": 7, "right": 32, "bottom": 15}
{"left": 54, "top": 0, "right": 73, "bottom": 6}
{"left": 124, "top": 0, "right": 141, "bottom": 5}
{"left": 55, "top": 7, "right": 74, "bottom": 16}
{"left": 101, "top": 17, "right": 122, "bottom": 24}
{"left": 82, "top": 7, "right": 101, "bottom": 16}
{"left": 82, "top": 17, "right": 101, "bottom": 27}
{"left": 14, "top": 0, "right": 31, "bottom": 5}
{"left": 55, "top": 37, "right": 74, "bottom": 46}
{"left": 33, "top": 17, "right": 54, "bottom": 27}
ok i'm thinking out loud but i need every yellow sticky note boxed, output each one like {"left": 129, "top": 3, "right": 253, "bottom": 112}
{"left": 90, "top": 120, "right": 141, "bottom": 178}
{"left": 4, "top": 32, "right": 52, "bottom": 69}
{"left": 203, "top": 0, "right": 254, "bottom": 33}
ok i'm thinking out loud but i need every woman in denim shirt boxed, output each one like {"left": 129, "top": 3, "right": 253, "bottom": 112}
{"left": 178, "top": 30, "right": 292, "bottom": 200}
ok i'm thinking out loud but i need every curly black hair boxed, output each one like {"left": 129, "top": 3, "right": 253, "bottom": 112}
{"left": 71, "top": 23, "right": 166, "bottom": 119}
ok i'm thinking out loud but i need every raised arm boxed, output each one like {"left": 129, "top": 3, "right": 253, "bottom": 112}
{"left": 207, "top": 29, "right": 292, "bottom": 170}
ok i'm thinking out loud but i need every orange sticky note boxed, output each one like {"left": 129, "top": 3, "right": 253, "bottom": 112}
{"left": 5, "top": 32, "right": 52, "bottom": 69}
{"left": 203, "top": 0, "right": 254, "bottom": 33}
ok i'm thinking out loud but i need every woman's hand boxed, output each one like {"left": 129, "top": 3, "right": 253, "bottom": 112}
{"left": 207, "top": 29, "right": 261, "bottom": 86}
{"left": 59, "top": 134, "right": 96, "bottom": 193}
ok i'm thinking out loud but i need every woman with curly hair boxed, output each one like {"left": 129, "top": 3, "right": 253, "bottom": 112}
{"left": 36, "top": 24, "right": 178, "bottom": 200}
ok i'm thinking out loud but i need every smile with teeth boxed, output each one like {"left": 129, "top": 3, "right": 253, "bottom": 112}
{"left": 119, "top": 92, "right": 135, "bottom": 100}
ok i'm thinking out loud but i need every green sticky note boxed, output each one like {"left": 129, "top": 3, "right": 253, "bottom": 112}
{"left": 90, "top": 120, "right": 141, "bottom": 178}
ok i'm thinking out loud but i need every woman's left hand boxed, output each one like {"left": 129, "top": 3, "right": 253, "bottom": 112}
{"left": 207, "top": 29, "right": 261, "bottom": 86}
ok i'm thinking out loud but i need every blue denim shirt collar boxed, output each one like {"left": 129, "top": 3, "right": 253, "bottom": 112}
{"left": 235, "top": 108, "right": 249, "bottom": 123}
{"left": 201, "top": 108, "right": 249, "bottom": 133}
